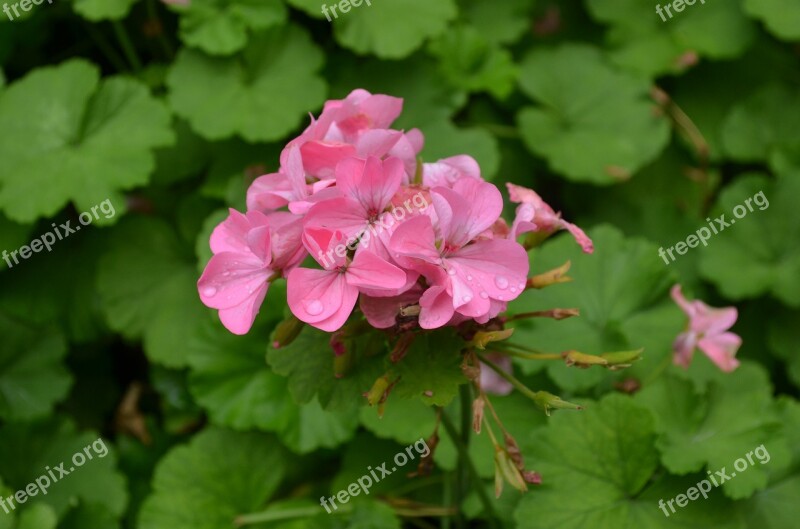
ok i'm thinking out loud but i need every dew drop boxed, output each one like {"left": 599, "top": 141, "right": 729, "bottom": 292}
{"left": 480, "top": 291, "right": 489, "bottom": 299}
{"left": 467, "top": 274, "right": 473, "bottom": 281}
{"left": 447, "top": 268, "right": 456, "bottom": 276}
{"left": 462, "top": 295, "right": 473, "bottom": 303}
{"left": 510, "top": 287, "right": 518, "bottom": 294}
{"left": 202, "top": 286, "right": 217, "bottom": 297}
{"left": 304, "top": 299, "right": 324, "bottom": 316}
{"left": 495, "top": 276, "right": 509, "bottom": 290}
{"left": 518, "top": 282, "right": 526, "bottom": 290}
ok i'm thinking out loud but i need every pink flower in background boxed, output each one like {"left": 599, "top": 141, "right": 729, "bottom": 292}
{"left": 671, "top": 284, "right": 741, "bottom": 372}
{"left": 480, "top": 354, "right": 513, "bottom": 396}
{"left": 197, "top": 210, "right": 277, "bottom": 335}
{"left": 507, "top": 183, "right": 594, "bottom": 253}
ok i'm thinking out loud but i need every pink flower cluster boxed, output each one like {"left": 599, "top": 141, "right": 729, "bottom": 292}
{"left": 198, "top": 89, "right": 594, "bottom": 335}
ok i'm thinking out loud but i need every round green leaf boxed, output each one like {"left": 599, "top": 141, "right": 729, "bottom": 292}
{"left": 516, "top": 45, "right": 670, "bottom": 184}
{"left": 167, "top": 24, "right": 327, "bottom": 142}
{"left": 0, "top": 60, "right": 174, "bottom": 224}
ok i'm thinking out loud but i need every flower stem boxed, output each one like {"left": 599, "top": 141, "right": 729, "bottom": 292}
{"left": 440, "top": 406, "right": 500, "bottom": 529}
{"left": 477, "top": 353, "right": 542, "bottom": 402}
{"left": 112, "top": 20, "right": 143, "bottom": 72}
{"left": 235, "top": 505, "right": 351, "bottom": 526}
{"left": 489, "top": 345, "right": 562, "bottom": 361}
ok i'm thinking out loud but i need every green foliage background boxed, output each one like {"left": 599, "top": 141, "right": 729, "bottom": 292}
{"left": 0, "top": 0, "right": 798, "bottom": 527}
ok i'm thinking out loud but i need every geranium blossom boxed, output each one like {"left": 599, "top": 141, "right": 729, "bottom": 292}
{"left": 671, "top": 284, "right": 741, "bottom": 372}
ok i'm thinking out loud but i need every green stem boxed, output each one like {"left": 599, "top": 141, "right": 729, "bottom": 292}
{"left": 112, "top": 20, "right": 143, "bottom": 72}
{"left": 440, "top": 409, "right": 500, "bottom": 529}
{"left": 146, "top": 0, "right": 174, "bottom": 59}
{"left": 83, "top": 21, "right": 129, "bottom": 73}
{"left": 642, "top": 353, "right": 673, "bottom": 386}
{"left": 457, "top": 385, "right": 471, "bottom": 529}
{"left": 477, "top": 353, "right": 541, "bottom": 403}
{"left": 489, "top": 347, "right": 562, "bottom": 361}
{"left": 503, "top": 342, "right": 559, "bottom": 357}
{"left": 235, "top": 505, "right": 351, "bottom": 526}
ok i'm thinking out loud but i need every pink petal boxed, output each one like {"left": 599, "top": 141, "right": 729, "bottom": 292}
{"left": 432, "top": 179, "right": 503, "bottom": 247}
{"left": 560, "top": 219, "right": 594, "bottom": 253}
{"left": 346, "top": 250, "right": 407, "bottom": 291}
{"left": 300, "top": 141, "right": 356, "bottom": 179}
{"left": 693, "top": 305, "right": 738, "bottom": 336}
{"left": 303, "top": 197, "right": 369, "bottom": 242}
{"left": 359, "top": 286, "right": 423, "bottom": 329}
{"left": 672, "top": 331, "right": 697, "bottom": 369}
{"left": 670, "top": 284, "right": 696, "bottom": 318}
{"left": 210, "top": 209, "right": 269, "bottom": 255}
{"left": 418, "top": 285, "right": 456, "bottom": 329}
{"left": 336, "top": 156, "right": 402, "bottom": 215}
{"left": 389, "top": 215, "right": 440, "bottom": 264}
{"left": 217, "top": 284, "right": 269, "bottom": 335}
{"left": 448, "top": 239, "right": 529, "bottom": 304}
{"left": 246, "top": 173, "right": 294, "bottom": 212}
{"left": 198, "top": 252, "right": 271, "bottom": 310}
{"left": 355, "top": 130, "right": 403, "bottom": 158}
{"left": 302, "top": 227, "right": 348, "bottom": 269}
{"left": 287, "top": 268, "right": 357, "bottom": 331}
{"left": 698, "top": 332, "right": 741, "bottom": 372}
{"left": 422, "top": 155, "right": 481, "bottom": 188}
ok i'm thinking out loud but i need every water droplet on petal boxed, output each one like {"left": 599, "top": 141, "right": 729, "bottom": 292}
{"left": 447, "top": 268, "right": 456, "bottom": 276}
{"left": 510, "top": 287, "right": 518, "bottom": 294}
{"left": 462, "top": 295, "right": 472, "bottom": 303}
{"left": 495, "top": 276, "right": 509, "bottom": 290}
{"left": 304, "top": 299, "right": 324, "bottom": 316}
{"left": 202, "top": 286, "right": 217, "bottom": 297}
{"left": 467, "top": 275, "right": 473, "bottom": 281}
{"left": 518, "top": 282, "right": 526, "bottom": 290}
{"left": 480, "top": 291, "right": 489, "bottom": 299}
{"left": 222, "top": 271, "right": 231, "bottom": 277}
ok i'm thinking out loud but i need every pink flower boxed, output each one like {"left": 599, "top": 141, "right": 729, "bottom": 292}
{"left": 197, "top": 210, "right": 277, "bottom": 335}
{"left": 391, "top": 179, "right": 529, "bottom": 328}
{"left": 671, "top": 285, "right": 741, "bottom": 372}
{"left": 287, "top": 228, "right": 407, "bottom": 331}
{"left": 422, "top": 155, "right": 482, "bottom": 188}
{"left": 286, "top": 89, "right": 423, "bottom": 180}
{"left": 480, "top": 354, "right": 513, "bottom": 396}
{"left": 506, "top": 183, "right": 593, "bottom": 253}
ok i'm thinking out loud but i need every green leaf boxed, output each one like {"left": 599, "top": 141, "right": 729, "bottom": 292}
{"left": 428, "top": 26, "right": 517, "bottom": 99}
{"left": 168, "top": 0, "right": 288, "bottom": 56}
{"left": 138, "top": 428, "right": 287, "bottom": 529}
{"left": 698, "top": 174, "right": 800, "bottom": 306}
{"left": 721, "top": 84, "right": 800, "bottom": 172}
{"left": 268, "top": 325, "right": 386, "bottom": 411}
{"left": 0, "top": 60, "right": 174, "bottom": 223}
{"left": 513, "top": 394, "right": 743, "bottom": 528}
{"left": 507, "top": 224, "right": 678, "bottom": 391}
{"left": 459, "top": 0, "right": 533, "bottom": 45}
{"left": 0, "top": 314, "right": 71, "bottom": 421}
{"left": 18, "top": 504, "right": 57, "bottom": 529}
{"left": 73, "top": 0, "right": 138, "bottom": 21}
{"left": 167, "top": 25, "right": 326, "bottom": 142}
{"left": 96, "top": 217, "right": 206, "bottom": 367}
{"left": 516, "top": 45, "right": 670, "bottom": 184}
{"left": 0, "top": 420, "right": 127, "bottom": 520}
{"left": 635, "top": 365, "right": 791, "bottom": 499}
{"left": 768, "top": 309, "right": 800, "bottom": 387}
{"left": 586, "top": 0, "right": 755, "bottom": 77}
{"left": 393, "top": 331, "right": 467, "bottom": 406}
{"left": 333, "top": 0, "right": 458, "bottom": 59}
{"left": 286, "top": 0, "right": 326, "bottom": 18}
{"left": 744, "top": 0, "right": 800, "bottom": 40}
{"left": 151, "top": 119, "right": 211, "bottom": 186}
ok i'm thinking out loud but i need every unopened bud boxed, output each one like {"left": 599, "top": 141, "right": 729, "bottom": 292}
{"left": 364, "top": 375, "right": 391, "bottom": 407}
{"left": 526, "top": 261, "right": 572, "bottom": 289}
{"left": 271, "top": 314, "right": 304, "bottom": 349}
{"left": 472, "top": 397, "right": 485, "bottom": 434}
{"left": 562, "top": 350, "right": 608, "bottom": 369}
{"left": 532, "top": 391, "right": 583, "bottom": 416}
{"left": 494, "top": 448, "right": 527, "bottom": 497}
{"left": 600, "top": 348, "right": 643, "bottom": 370}
{"left": 470, "top": 328, "right": 515, "bottom": 350}
{"left": 522, "top": 470, "right": 542, "bottom": 485}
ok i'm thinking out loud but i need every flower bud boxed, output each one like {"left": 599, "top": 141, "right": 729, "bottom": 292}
{"left": 562, "top": 350, "right": 608, "bottom": 368}
{"left": 526, "top": 260, "right": 572, "bottom": 289}
{"left": 600, "top": 348, "right": 644, "bottom": 370}
{"left": 472, "top": 397, "right": 485, "bottom": 434}
{"left": 469, "top": 328, "right": 515, "bottom": 350}
{"left": 494, "top": 448, "right": 527, "bottom": 497}
{"left": 532, "top": 391, "right": 583, "bottom": 416}
{"left": 364, "top": 375, "right": 391, "bottom": 407}
{"left": 271, "top": 314, "right": 304, "bottom": 349}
